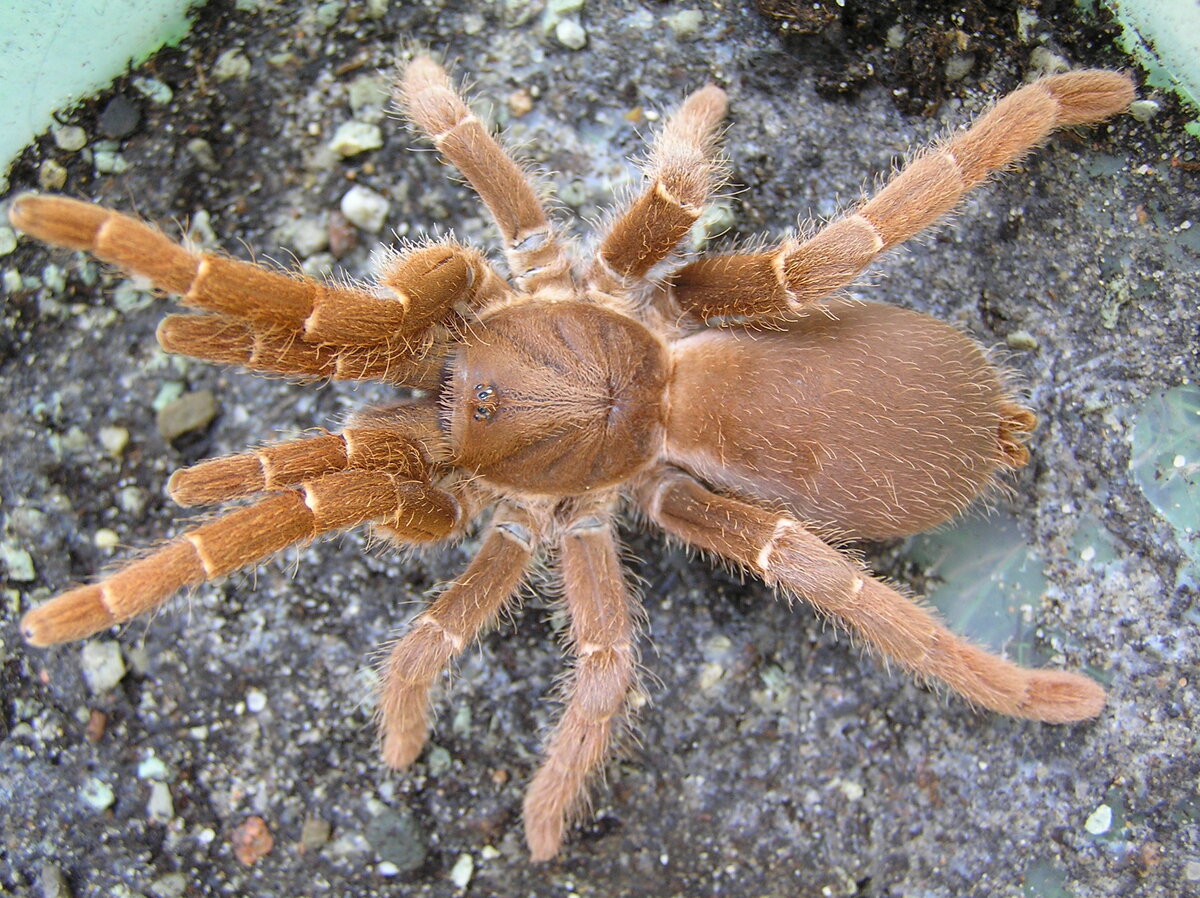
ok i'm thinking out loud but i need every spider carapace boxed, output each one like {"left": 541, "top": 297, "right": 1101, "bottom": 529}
{"left": 11, "top": 55, "right": 1134, "bottom": 860}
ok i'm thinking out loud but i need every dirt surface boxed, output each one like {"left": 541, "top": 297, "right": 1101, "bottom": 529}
{"left": 1, "top": 1, "right": 1197, "bottom": 896}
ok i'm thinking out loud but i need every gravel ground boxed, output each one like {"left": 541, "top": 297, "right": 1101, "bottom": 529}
{"left": 1, "top": 2, "right": 1197, "bottom": 896}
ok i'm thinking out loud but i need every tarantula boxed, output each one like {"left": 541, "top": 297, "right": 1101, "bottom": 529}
{"left": 12, "top": 56, "right": 1133, "bottom": 860}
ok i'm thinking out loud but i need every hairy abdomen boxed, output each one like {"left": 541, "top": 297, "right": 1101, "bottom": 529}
{"left": 664, "top": 300, "right": 1029, "bottom": 540}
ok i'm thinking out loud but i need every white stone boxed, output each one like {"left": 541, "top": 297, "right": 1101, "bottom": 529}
{"left": 213, "top": 49, "right": 251, "bottom": 81}
{"left": 147, "top": 781, "right": 174, "bottom": 822}
{"left": 81, "top": 777, "right": 115, "bottom": 810}
{"left": 246, "top": 688, "right": 268, "bottom": 713}
{"left": 52, "top": 125, "right": 87, "bottom": 152}
{"left": 1084, "top": 803, "right": 1112, "bottom": 835}
{"left": 667, "top": 9, "right": 703, "bottom": 40}
{"left": 329, "top": 121, "right": 383, "bottom": 157}
{"left": 99, "top": 425, "right": 129, "bottom": 457}
{"left": 555, "top": 19, "right": 587, "bottom": 50}
{"left": 449, "top": 853, "right": 474, "bottom": 889}
{"left": 1, "top": 543, "right": 35, "bottom": 581}
{"left": 1129, "top": 100, "right": 1160, "bottom": 122}
{"left": 138, "top": 754, "right": 169, "bottom": 780}
{"left": 81, "top": 640, "right": 126, "bottom": 694}
{"left": 341, "top": 185, "right": 390, "bottom": 233}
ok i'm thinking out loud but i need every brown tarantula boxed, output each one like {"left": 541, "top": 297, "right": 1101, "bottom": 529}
{"left": 12, "top": 56, "right": 1134, "bottom": 860}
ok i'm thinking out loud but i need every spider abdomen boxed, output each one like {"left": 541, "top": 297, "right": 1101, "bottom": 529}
{"left": 445, "top": 300, "right": 669, "bottom": 494}
{"left": 664, "top": 299, "right": 1031, "bottom": 539}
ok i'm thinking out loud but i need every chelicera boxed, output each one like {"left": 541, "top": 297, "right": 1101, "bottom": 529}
{"left": 11, "top": 55, "right": 1134, "bottom": 860}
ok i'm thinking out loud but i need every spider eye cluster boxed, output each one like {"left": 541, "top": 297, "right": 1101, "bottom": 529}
{"left": 444, "top": 301, "right": 668, "bottom": 494}
{"left": 472, "top": 384, "right": 498, "bottom": 421}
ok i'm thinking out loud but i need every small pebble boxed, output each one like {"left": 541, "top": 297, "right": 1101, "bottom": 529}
{"left": 93, "top": 528, "right": 119, "bottom": 550}
{"left": 1006, "top": 329, "right": 1038, "bottom": 351}
{"left": 38, "top": 861, "right": 71, "bottom": 898}
{"left": 1128, "top": 99, "right": 1160, "bottom": 122}
{"left": 119, "top": 486, "right": 146, "bottom": 516}
{"left": 81, "top": 640, "right": 126, "bottom": 693}
{"left": 299, "top": 815, "right": 332, "bottom": 853}
{"left": 99, "top": 425, "right": 130, "bottom": 457}
{"left": 365, "top": 807, "right": 428, "bottom": 873}
{"left": 214, "top": 49, "right": 252, "bottom": 81}
{"left": 279, "top": 216, "right": 329, "bottom": 257}
{"left": 138, "top": 754, "right": 169, "bottom": 780}
{"left": 53, "top": 124, "right": 87, "bottom": 152}
{"left": 944, "top": 52, "right": 975, "bottom": 82}
{"left": 85, "top": 709, "right": 108, "bottom": 742}
{"left": 147, "top": 781, "right": 174, "bottom": 823}
{"left": 41, "top": 263, "right": 66, "bottom": 293}
{"left": 246, "top": 688, "right": 267, "bottom": 713}
{"left": 147, "top": 873, "right": 186, "bottom": 898}
{"left": 1084, "top": 803, "right": 1112, "bottom": 835}
{"left": 1028, "top": 46, "right": 1070, "bottom": 78}
{"left": 93, "top": 149, "right": 129, "bottom": 175}
{"left": 543, "top": 0, "right": 585, "bottom": 34}
{"left": 156, "top": 390, "right": 217, "bottom": 440}
{"left": 340, "top": 185, "right": 390, "bottom": 232}
{"left": 132, "top": 76, "right": 173, "bottom": 105}
{"left": 38, "top": 159, "right": 68, "bottom": 190}
{"left": 426, "top": 744, "right": 452, "bottom": 776}
{"left": 689, "top": 201, "right": 735, "bottom": 250}
{"left": 301, "top": 252, "right": 336, "bottom": 278}
{"left": 449, "top": 853, "right": 474, "bottom": 889}
{"left": 0, "top": 226, "right": 16, "bottom": 256}
{"left": 313, "top": 1, "right": 342, "bottom": 30}
{"left": 1, "top": 543, "right": 36, "bottom": 581}
{"left": 232, "top": 815, "right": 275, "bottom": 865}
{"left": 1016, "top": 7, "right": 1040, "bottom": 42}
{"left": 558, "top": 179, "right": 589, "bottom": 208}
{"left": 98, "top": 96, "right": 141, "bottom": 139}
{"left": 153, "top": 381, "right": 186, "bottom": 412}
{"left": 187, "top": 138, "right": 219, "bottom": 172}
{"left": 666, "top": 9, "right": 703, "bottom": 40}
{"left": 81, "top": 777, "right": 116, "bottom": 811}
{"left": 833, "top": 778, "right": 864, "bottom": 801}
{"left": 1185, "top": 860, "right": 1200, "bottom": 881}
{"left": 329, "top": 121, "right": 384, "bottom": 157}
{"left": 698, "top": 662, "right": 724, "bottom": 690}
{"left": 508, "top": 89, "right": 534, "bottom": 117}
{"left": 113, "top": 280, "right": 154, "bottom": 312}
{"left": 555, "top": 19, "right": 588, "bottom": 50}
{"left": 348, "top": 73, "right": 389, "bottom": 119}
{"left": 186, "top": 209, "right": 219, "bottom": 251}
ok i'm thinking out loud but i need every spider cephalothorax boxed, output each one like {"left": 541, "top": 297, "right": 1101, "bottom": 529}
{"left": 11, "top": 55, "right": 1134, "bottom": 860}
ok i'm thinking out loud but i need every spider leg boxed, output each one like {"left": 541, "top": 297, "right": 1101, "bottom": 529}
{"left": 524, "top": 509, "right": 637, "bottom": 862}
{"left": 588, "top": 83, "right": 727, "bottom": 291}
{"left": 639, "top": 467, "right": 1105, "bottom": 723}
{"left": 155, "top": 312, "right": 442, "bottom": 385}
{"left": 668, "top": 70, "right": 1135, "bottom": 323}
{"left": 9, "top": 195, "right": 506, "bottom": 384}
{"left": 378, "top": 503, "right": 535, "bottom": 768}
{"left": 168, "top": 426, "right": 434, "bottom": 507}
{"left": 397, "top": 55, "right": 574, "bottom": 296}
{"left": 20, "top": 469, "right": 458, "bottom": 647}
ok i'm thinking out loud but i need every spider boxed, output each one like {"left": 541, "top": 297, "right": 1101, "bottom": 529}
{"left": 11, "top": 56, "right": 1134, "bottom": 861}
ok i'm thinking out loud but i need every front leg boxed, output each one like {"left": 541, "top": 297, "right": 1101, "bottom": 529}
{"left": 638, "top": 467, "right": 1105, "bottom": 723}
